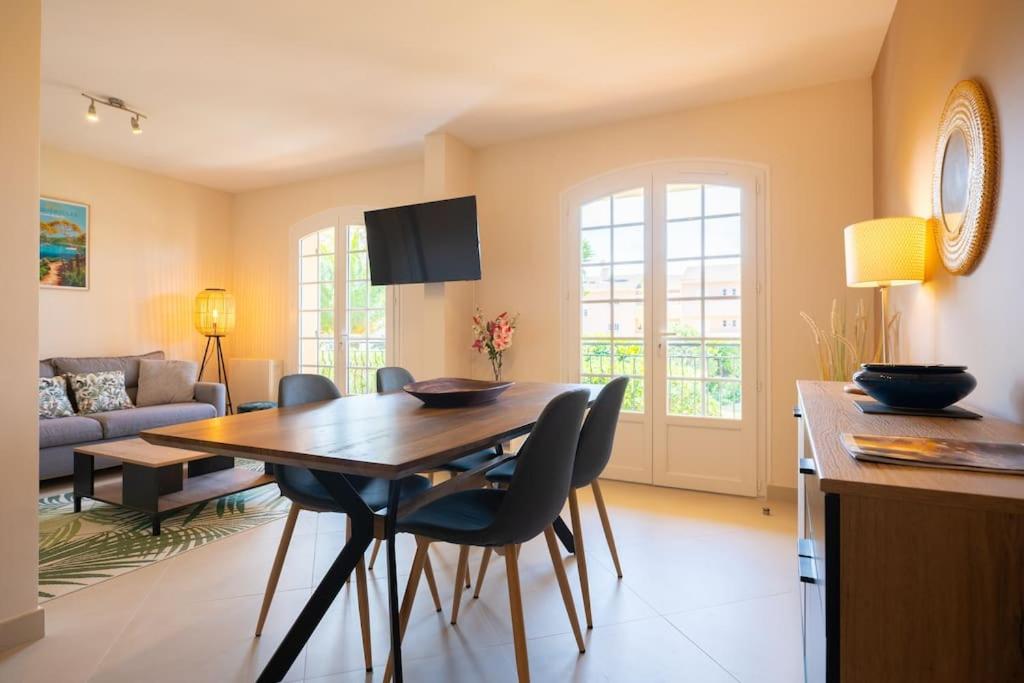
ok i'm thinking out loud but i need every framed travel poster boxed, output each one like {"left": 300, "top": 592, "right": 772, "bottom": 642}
{"left": 40, "top": 197, "right": 89, "bottom": 290}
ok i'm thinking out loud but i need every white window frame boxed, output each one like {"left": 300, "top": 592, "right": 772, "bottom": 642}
{"left": 560, "top": 159, "right": 772, "bottom": 494}
{"left": 288, "top": 206, "right": 399, "bottom": 393}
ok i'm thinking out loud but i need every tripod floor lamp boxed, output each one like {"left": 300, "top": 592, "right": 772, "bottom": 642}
{"left": 194, "top": 288, "right": 236, "bottom": 414}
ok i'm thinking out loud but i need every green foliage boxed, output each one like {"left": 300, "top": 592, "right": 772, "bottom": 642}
{"left": 39, "top": 260, "right": 50, "bottom": 279}
{"left": 58, "top": 256, "right": 86, "bottom": 287}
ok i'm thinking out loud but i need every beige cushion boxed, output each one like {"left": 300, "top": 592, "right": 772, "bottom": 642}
{"left": 136, "top": 359, "right": 198, "bottom": 407}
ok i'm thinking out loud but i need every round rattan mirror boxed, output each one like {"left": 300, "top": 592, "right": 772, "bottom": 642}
{"left": 932, "top": 80, "right": 997, "bottom": 274}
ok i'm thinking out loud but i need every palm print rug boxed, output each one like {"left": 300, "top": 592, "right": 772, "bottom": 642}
{"left": 38, "top": 460, "right": 288, "bottom": 602}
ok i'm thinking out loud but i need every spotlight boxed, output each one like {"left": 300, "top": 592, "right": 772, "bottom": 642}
{"left": 86, "top": 99, "right": 99, "bottom": 122}
{"left": 80, "top": 93, "right": 148, "bottom": 136}
{"left": 130, "top": 115, "right": 142, "bottom": 135}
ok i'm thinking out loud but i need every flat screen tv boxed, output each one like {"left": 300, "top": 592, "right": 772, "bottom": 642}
{"left": 364, "top": 196, "right": 482, "bottom": 285}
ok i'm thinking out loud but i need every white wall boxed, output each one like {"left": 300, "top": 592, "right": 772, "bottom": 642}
{"left": 473, "top": 79, "right": 875, "bottom": 489}
{"left": 39, "top": 147, "right": 233, "bottom": 363}
{"left": 875, "top": 0, "right": 1024, "bottom": 422}
{"left": 0, "top": 0, "right": 45, "bottom": 651}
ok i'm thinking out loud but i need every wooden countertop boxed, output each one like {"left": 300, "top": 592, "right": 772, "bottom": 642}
{"left": 798, "top": 380, "right": 1024, "bottom": 513}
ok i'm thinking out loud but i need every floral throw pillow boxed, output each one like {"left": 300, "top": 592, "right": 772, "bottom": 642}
{"left": 67, "top": 371, "right": 134, "bottom": 415}
{"left": 39, "top": 376, "right": 74, "bottom": 419}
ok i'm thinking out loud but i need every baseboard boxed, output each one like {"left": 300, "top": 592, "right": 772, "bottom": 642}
{"left": 0, "top": 606, "right": 45, "bottom": 655}
{"left": 767, "top": 484, "right": 797, "bottom": 503}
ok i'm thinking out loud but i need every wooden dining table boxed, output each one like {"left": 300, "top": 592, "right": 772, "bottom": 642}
{"left": 141, "top": 380, "right": 599, "bottom": 683}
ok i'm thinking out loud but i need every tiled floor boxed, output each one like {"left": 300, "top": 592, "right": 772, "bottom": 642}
{"left": 1, "top": 480, "right": 801, "bottom": 682}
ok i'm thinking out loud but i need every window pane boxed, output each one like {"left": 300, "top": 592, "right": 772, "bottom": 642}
{"left": 318, "top": 340, "right": 335, "bottom": 368}
{"left": 317, "top": 366, "right": 334, "bottom": 380}
{"left": 705, "top": 216, "right": 741, "bottom": 257}
{"left": 319, "top": 281, "right": 334, "bottom": 310}
{"left": 706, "top": 341, "right": 741, "bottom": 379}
{"left": 666, "top": 300, "right": 701, "bottom": 337}
{"left": 348, "top": 341, "right": 367, "bottom": 368}
{"left": 368, "top": 341, "right": 387, "bottom": 368}
{"left": 667, "top": 184, "right": 701, "bottom": 220}
{"left": 581, "top": 341, "right": 612, "bottom": 375}
{"left": 318, "top": 255, "right": 335, "bottom": 282}
{"left": 349, "top": 225, "right": 367, "bottom": 251}
{"left": 349, "top": 252, "right": 368, "bottom": 281}
{"left": 318, "top": 228, "right": 335, "bottom": 255}
{"left": 348, "top": 280, "right": 368, "bottom": 308}
{"left": 300, "top": 284, "right": 319, "bottom": 311}
{"left": 301, "top": 255, "right": 318, "bottom": 282}
{"left": 368, "top": 309, "right": 386, "bottom": 338}
{"left": 668, "top": 380, "right": 702, "bottom": 416}
{"left": 705, "top": 381, "right": 741, "bottom": 418}
{"left": 349, "top": 310, "right": 367, "bottom": 337}
{"left": 613, "top": 263, "right": 644, "bottom": 300}
{"left": 300, "top": 234, "right": 318, "bottom": 257}
{"left": 581, "top": 303, "right": 611, "bottom": 337}
{"left": 318, "top": 311, "right": 334, "bottom": 337}
{"left": 300, "top": 311, "right": 318, "bottom": 337}
{"left": 704, "top": 257, "right": 740, "bottom": 298}
{"left": 666, "top": 259, "right": 701, "bottom": 299}
{"left": 581, "top": 266, "right": 611, "bottom": 301}
{"left": 705, "top": 299, "right": 741, "bottom": 338}
{"left": 622, "top": 377, "right": 644, "bottom": 412}
{"left": 667, "top": 341, "right": 701, "bottom": 378}
{"left": 613, "top": 301, "right": 644, "bottom": 337}
{"left": 369, "top": 285, "right": 386, "bottom": 308}
{"left": 667, "top": 219, "right": 701, "bottom": 259}
{"left": 705, "top": 185, "right": 740, "bottom": 216}
{"left": 614, "top": 224, "right": 643, "bottom": 262}
{"left": 612, "top": 188, "right": 643, "bottom": 225}
{"left": 581, "top": 228, "right": 611, "bottom": 264}
{"left": 581, "top": 197, "right": 611, "bottom": 227}
{"left": 348, "top": 369, "right": 369, "bottom": 395}
{"left": 300, "top": 339, "right": 317, "bottom": 366}
{"left": 614, "top": 342, "right": 644, "bottom": 376}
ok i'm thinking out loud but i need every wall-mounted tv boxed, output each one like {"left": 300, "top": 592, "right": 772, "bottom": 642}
{"left": 364, "top": 196, "right": 482, "bottom": 286}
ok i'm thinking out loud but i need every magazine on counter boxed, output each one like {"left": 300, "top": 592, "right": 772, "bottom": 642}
{"left": 842, "top": 433, "right": 1024, "bottom": 475}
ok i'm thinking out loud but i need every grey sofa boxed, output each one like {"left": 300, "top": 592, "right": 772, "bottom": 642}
{"left": 39, "top": 351, "right": 226, "bottom": 480}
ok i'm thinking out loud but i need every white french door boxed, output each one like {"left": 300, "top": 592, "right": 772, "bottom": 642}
{"left": 294, "top": 209, "right": 396, "bottom": 395}
{"left": 565, "top": 162, "right": 763, "bottom": 495}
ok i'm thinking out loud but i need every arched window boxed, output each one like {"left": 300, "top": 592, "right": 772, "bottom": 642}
{"left": 294, "top": 210, "right": 395, "bottom": 394}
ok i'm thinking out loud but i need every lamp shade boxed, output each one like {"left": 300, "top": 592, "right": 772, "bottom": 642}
{"left": 194, "top": 288, "right": 236, "bottom": 337}
{"left": 844, "top": 217, "right": 927, "bottom": 288}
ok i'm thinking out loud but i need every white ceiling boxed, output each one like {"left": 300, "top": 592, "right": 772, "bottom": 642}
{"left": 41, "top": 0, "right": 896, "bottom": 193}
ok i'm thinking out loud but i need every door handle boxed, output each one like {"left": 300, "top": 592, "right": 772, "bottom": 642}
{"left": 798, "top": 555, "right": 818, "bottom": 584}
{"left": 799, "top": 458, "right": 816, "bottom": 476}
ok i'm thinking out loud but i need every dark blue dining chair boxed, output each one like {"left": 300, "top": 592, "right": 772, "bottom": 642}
{"left": 255, "top": 373, "right": 443, "bottom": 672}
{"left": 478, "top": 376, "right": 628, "bottom": 628}
{"left": 381, "top": 388, "right": 591, "bottom": 683}
{"left": 369, "top": 366, "right": 501, "bottom": 580}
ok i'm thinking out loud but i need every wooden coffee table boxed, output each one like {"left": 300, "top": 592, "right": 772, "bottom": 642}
{"left": 73, "top": 438, "right": 275, "bottom": 535}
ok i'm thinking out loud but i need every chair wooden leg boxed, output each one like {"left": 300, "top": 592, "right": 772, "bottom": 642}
{"left": 451, "top": 545, "right": 470, "bottom": 624}
{"left": 591, "top": 480, "right": 623, "bottom": 578}
{"left": 383, "top": 537, "right": 431, "bottom": 683}
{"left": 473, "top": 547, "right": 493, "bottom": 599}
{"left": 568, "top": 488, "right": 593, "bottom": 629}
{"left": 423, "top": 551, "right": 443, "bottom": 612}
{"left": 465, "top": 549, "right": 472, "bottom": 589}
{"left": 544, "top": 526, "right": 586, "bottom": 653}
{"left": 505, "top": 544, "right": 530, "bottom": 683}
{"left": 255, "top": 503, "right": 300, "bottom": 636}
{"left": 367, "top": 538, "right": 382, "bottom": 571}
{"left": 346, "top": 517, "right": 374, "bottom": 671}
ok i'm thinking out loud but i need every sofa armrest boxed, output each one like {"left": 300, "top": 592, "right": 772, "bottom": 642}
{"left": 194, "top": 382, "right": 226, "bottom": 416}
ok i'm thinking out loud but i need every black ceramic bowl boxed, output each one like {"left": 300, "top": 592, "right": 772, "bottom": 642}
{"left": 852, "top": 364, "right": 977, "bottom": 410}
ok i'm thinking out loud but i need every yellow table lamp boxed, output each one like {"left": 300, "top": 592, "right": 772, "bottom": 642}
{"left": 844, "top": 217, "right": 926, "bottom": 363}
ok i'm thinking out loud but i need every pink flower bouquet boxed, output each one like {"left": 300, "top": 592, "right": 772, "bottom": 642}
{"left": 471, "top": 308, "right": 519, "bottom": 381}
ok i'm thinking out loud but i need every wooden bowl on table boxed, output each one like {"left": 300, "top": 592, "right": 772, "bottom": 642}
{"left": 403, "top": 378, "right": 514, "bottom": 408}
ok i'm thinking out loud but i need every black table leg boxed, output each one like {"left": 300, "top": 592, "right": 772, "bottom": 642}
{"left": 73, "top": 452, "right": 94, "bottom": 513}
{"left": 152, "top": 515, "right": 161, "bottom": 536}
{"left": 385, "top": 480, "right": 404, "bottom": 683}
{"left": 257, "top": 471, "right": 374, "bottom": 683}
{"left": 553, "top": 515, "right": 575, "bottom": 554}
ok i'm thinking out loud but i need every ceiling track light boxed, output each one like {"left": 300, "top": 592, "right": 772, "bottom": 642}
{"left": 81, "top": 93, "right": 147, "bottom": 135}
